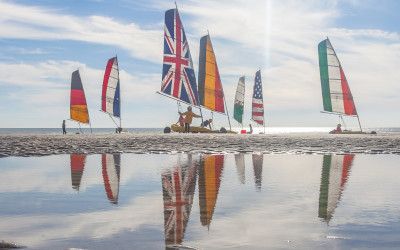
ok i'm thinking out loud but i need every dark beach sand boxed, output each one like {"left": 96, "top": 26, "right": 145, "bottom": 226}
{"left": 1, "top": 133, "right": 399, "bottom": 157}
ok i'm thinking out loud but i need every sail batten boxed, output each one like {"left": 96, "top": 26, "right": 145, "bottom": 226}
{"left": 233, "top": 76, "right": 245, "bottom": 124}
{"left": 318, "top": 38, "right": 357, "bottom": 116}
{"left": 101, "top": 57, "right": 121, "bottom": 118}
{"left": 70, "top": 70, "right": 90, "bottom": 124}
{"left": 198, "top": 35, "right": 225, "bottom": 113}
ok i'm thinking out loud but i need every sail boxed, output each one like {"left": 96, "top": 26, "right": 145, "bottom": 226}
{"left": 235, "top": 154, "right": 245, "bottom": 184}
{"left": 318, "top": 38, "right": 357, "bottom": 116}
{"left": 252, "top": 154, "right": 263, "bottom": 191}
{"left": 102, "top": 154, "right": 121, "bottom": 204}
{"left": 161, "top": 156, "right": 198, "bottom": 247}
{"left": 198, "top": 34, "right": 225, "bottom": 113}
{"left": 101, "top": 57, "right": 120, "bottom": 118}
{"left": 252, "top": 70, "right": 264, "bottom": 125}
{"left": 70, "top": 154, "right": 86, "bottom": 191}
{"left": 161, "top": 8, "right": 199, "bottom": 105}
{"left": 70, "top": 70, "right": 90, "bottom": 124}
{"left": 233, "top": 76, "right": 245, "bottom": 124}
{"left": 198, "top": 154, "right": 225, "bottom": 227}
{"left": 318, "top": 154, "right": 354, "bottom": 222}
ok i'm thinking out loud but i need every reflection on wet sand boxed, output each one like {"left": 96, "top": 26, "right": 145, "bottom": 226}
{"left": 70, "top": 154, "right": 86, "bottom": 191}
{"left": 161, "top": 155, "right": 198, "bottom": 249}
{"left": 235, "top": 154, "right": 245, "bottom": 184}
{"left": 198, "top": 155, "right": 225, "bottom": 228}
{"left": 252, "top": 154, "right": 263, "bottom": 191}
{"left": 101, "top": 154, "right": 121, "bottom": 204}
{"left": 318, "top": 154, "right": 354, "bottom": 222}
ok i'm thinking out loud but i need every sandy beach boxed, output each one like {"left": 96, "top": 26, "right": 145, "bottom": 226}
{"left": 1, "top": 133, "right": 399, "bottom": 157}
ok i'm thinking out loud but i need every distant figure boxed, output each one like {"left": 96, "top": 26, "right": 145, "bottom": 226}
{"left": 115, "top": 127, "right": 122, "bottom": 134}
{"left": 179, "top": 106, "right": 201, "bottom": 133}
{"left": 247, "top": 124, "right": 253, "bottom": 134}
{"left": 62, "top": 120, "right": 67, "bottom": 134}
{"left": 330, "top": 124, "right": 342, "bottom": 134}
{"left": 201, "top": 119, "right": 213, "bottom": 129}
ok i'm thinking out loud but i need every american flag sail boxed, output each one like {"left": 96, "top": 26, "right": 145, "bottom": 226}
{"left": 161, "top": 8, "right": 199, "bottom": 105}
{"left": 252, "top": 70, "right": 264, "bottom": 125}
{"left": 161, "top": 156, "right": 198, "bottom": 247}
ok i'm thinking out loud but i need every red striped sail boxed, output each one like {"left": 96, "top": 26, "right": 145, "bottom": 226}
{"left": 252, "top": 70, "right": 264, "bottom": 125}
{"left": 70, "top": 154, "right": 86, "bottom": 191}
{"left": 102, "top": 154, "right": 121, "bottom": 204}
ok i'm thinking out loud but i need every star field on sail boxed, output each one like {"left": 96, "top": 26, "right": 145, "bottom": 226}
{"left": 70, "top": 70, "right": 92, "bottom": 133}
{"left": 252, "top": 70, "right": 265, "bottom": 127}
{"left": 318, "top": 38, "right": 365, "bottom": 133}
{"left": 101, "top": 56, "right": 122, "bottom": 130}
{"left": 102, "top": 154, "right": 121, "bottom": 204}
{"left": 161, "top": 156, "right": 198, "bottom": 248}
{"left": 70, "top": 154, "right": 86, "bottom": 191}
{"left": 160, "top": 8, "right": 198, "bottom": 106}
{"left": 318, "top": 154, "right": 354, "bottom": 222}
{"left": 233, "top": 76, "right": 245, "bottom": 126}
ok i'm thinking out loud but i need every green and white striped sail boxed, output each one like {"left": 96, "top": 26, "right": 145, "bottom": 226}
{"left": 233, "top": 76, "right": 245, "bottom": 124}
{"left": 318, "top": 38, "right": 357, "bottom": 116}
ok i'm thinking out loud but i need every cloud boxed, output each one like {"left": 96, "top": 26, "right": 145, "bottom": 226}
{"left": 0, "top": 1, "right": 162, "bottom": 63}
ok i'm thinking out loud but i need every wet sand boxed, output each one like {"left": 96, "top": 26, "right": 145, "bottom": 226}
{"left": 1, "top": 133, "right": 399, "bottom": 157}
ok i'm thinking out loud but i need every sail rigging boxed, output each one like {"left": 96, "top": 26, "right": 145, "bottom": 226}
{"left": 102, "top": 154, "right": 121, "bottom": 204}
{"left": 198, "top": 154, "right": 225, "bottom": 227}
{"left": 318, "top": 38, "right": 358, "bottom": 116}
{"left": 251, "top": 70, "right": 265, "bottom": 126}
{"left": 161, "top": 156, "right": 198, "bottom": 247}
{"left": 101, "top": 57, "right": 121, "bottom": 127}
{"left": 318, "top": 154, "right": 354, "bottom": 222}
{"left": 198, "top": 34, "right": 225, "bottom": 114}
{"left": 160, "top": 8, "right": 199, "bottom": 106}
{"left": 70, "top": 154, "right": 86, "bottom": 191}
{"left": 233, "top": 76, "right": 245, "bottom": 125}
{"left": 70, "top": 70, "right": 90, "bottom": 124}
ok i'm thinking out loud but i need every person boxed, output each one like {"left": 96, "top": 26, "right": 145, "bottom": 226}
{"left": 200, "top": 119, "right": 213, "bottom": 129}
{"left": 247, "top": 124, "right": 253, "bottom": 134}
{"left": 62, "top": 120, "right": 67, "bottom": 134}
{"left": 177, "top": 114, "right": 185, "bottom": 127}
{"left": 330, "top": 124, "right": 342, "bottom": 134}
{"left": 179, "top": 106, "right": 201, "bottom": 133}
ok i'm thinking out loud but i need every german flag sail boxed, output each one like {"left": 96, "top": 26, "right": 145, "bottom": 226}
{"left": 198, "top": 154, "right": 225, "bottom": 227}
{"left": 318, "top": 154, "right": 354, "bottom": 222}
{"left": 318, "top": 38, "right": 357, "bottom": 116}
{"left": 70, "top": 70, "right": 90, "bottom": 124}
{"left": 198, "top": 34, "right": 225, "bottom": 113}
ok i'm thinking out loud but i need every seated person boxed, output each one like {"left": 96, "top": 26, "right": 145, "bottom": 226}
{"left": 330, "top": 124, "right": 342, "bottom": 134}
{"left": 200, "top": 119, "right": 213, "bottom": 129}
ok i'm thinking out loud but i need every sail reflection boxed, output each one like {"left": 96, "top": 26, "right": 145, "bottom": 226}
{"left": 318, "top": 154, "right": 354, "bottom": 222}
{"left": 102, "top": 154, "right": 121, "bottom": 204}
{"left": 70, "top": 154, "right": 86, "bottom": 191}
{"left": 198, "top": 154, "right": 225, "bottom": 228}
{"left": 161, "top": 155, "right": 198, "bottom": 249}
{"left": 235, "top": 154, "right": 245, "bottom": 184}
{"left": 252, "top": 154, "right": 263, "bottom": 191}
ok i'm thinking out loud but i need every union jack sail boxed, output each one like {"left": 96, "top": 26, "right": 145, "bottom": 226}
{"left": 161, "top": 8, "right": 199, "bottom": 105}
{"left": 252, "top": 70, "right": 264, "bottom": 125}
{"left": 161, "top": 156, "right": 198, "bottom": 247}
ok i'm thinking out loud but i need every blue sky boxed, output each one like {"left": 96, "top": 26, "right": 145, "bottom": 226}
{"left": 0, "top": 0, "right": 399, "bottom": 128}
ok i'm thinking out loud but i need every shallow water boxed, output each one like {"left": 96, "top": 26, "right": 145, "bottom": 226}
{"left": 0, "top": 153, "right": 399, "bottom": 249}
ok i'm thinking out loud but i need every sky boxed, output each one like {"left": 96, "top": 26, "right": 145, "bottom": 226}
{"left": 0, "top": 0, "right": 399, "bottom": 128}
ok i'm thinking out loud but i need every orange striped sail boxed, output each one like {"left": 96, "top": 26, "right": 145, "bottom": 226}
{"left": 198, "top": 35, "right": 225, "bottom": 113}
{"left": 70, "top": 70, "right": 90, "bottom": 124}
{"left": 198, "top": 154, "right": 225, "bottom": 227}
